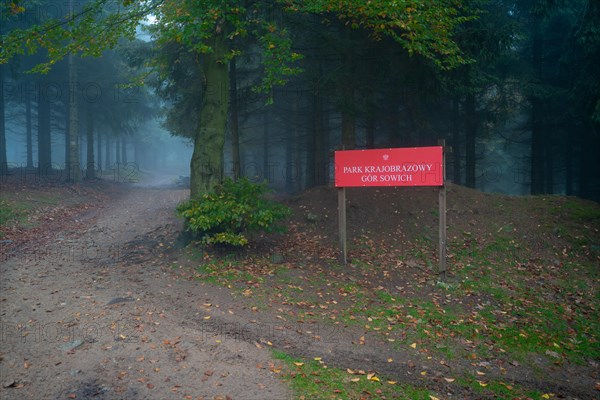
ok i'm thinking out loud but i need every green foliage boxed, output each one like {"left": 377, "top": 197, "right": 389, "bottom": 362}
{"left": 177, "top": 178, "right": 290, "bottom": 246}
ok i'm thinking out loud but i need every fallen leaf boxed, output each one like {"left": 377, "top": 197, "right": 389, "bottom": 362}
{"left": 293, "top": 362, "right": 304, "bottom": 367}
{"left": 444, "top": 377, "right": 455, "bottom": 383}
{"left": 350, "top": 378, "right": 360, "bottom": 382}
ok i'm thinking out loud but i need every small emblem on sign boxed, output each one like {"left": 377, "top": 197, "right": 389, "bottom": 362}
{"left": 383, "top": 154, "right": 389, "bottom": 160}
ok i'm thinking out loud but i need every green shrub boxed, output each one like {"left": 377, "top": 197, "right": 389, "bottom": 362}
{"left": 177, "top": 177, "right": 291, "bottom": 246}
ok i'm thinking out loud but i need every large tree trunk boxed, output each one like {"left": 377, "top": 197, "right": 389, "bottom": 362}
{"left": 230, "top": 58, "right": 241, "bottom": 180}
{"left": 86, "top": 105, "right": 95, "bottom": 179}
{"left": 190, "top": 32, "right": 230, "bottom": 198}
{"left": 465, "top": 93, "right": 477, "bottom": 188}
{"left": 37, "top": 91, "right": 51, "bottom": 174}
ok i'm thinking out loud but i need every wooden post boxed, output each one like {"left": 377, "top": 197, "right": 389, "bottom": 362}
{"left": 438, "top": 139, "right": 447, "bottom": 280}
{"left": 338, "top": 187, "right": 347, "bottom": 265}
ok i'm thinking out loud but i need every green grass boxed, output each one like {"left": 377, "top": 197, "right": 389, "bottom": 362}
{"left": 455, "top": 377, "right": 549, "bottom": 400}
{"left": 448, "top": 234, "right": 600, "bottom": 363}
{"left": 194, "top": 259, "right": 262, "bottom": 287}
{"left": 273, "top": 350, "right": 433, "bottom": 400}
{"left": 0, "top": 199, "right": 17, "bottom": 226}
{"left": 0, "top": 197, "right": 35, "bottom": 230}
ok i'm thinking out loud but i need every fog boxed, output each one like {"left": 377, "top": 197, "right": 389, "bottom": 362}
{"left": 1, "top": 0, "right": 598, "bottom": 201}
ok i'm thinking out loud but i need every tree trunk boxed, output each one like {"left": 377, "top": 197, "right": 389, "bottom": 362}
{"left": 565, "top": 130, "right": 573, "bottom": 196}
{"left": 365, "top": 91, "right": 375, "bottom": 149}
{"left": 313, "top": 74, "right": 326, "bottom": 186}
{"left": 104, "top": 133, "right": 110, "bottom": 169}
{"left": 544, "top": 135, "right": 553, "bottom": 194}
{"left": 190, "top": 32, "right": 230, "bottom": 198}
{"left": 65, "top": 101, "right": 70, "bottom": 166}
{"left": 67, "top": 42, "right": 80, "bottom": 182}
{"left": 26, "top": 93, "right": 33, "bottom": 168}
{"left": 0, "top": 64, "right": 6, "bottom": 173}
{"left": 263, "top": 111, "right": 270, "bottom": 182}
{"left": 121, "top": 136, "right": 127, "bottom": 164}
{"left": 230, "top": 58, "right": 241, "bottom": 180}
{"left": 452, "top": 98, "right": 461, "bottom": 185}
{"left": 340, "top": 27, "right": 356, "bottom": 151}
{"left": 386, "top": 98, "right": 401, "bottom": 147}
{"left": 285, "top": 96, "right": 300, "bottom": 193}
{"left": 0, "top": 65, "right": 6, "bottom": 174}
{"left": 86, "top": 105, "right": 95, "bottom": 179}
{"left": 579, "top": 122, "right": 600, "bottom": 201}
{"left": 465, "top": 93, "right": 477, "bottom": 188}
{"left": 530, "top": 19, "right": 545, "bottom": 195}
{"left": 97, "top": 127, "right": 102, "bottom": 173}
{"left": 116, "top": 136, "right": 121, "bottom": 165}
{"left": 37, "top": 91, "right": 51, "bottom": 174}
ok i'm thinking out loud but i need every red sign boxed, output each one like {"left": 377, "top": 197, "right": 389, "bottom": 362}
{"left": 335, "top": 147, "right": 443, "bottom": 187}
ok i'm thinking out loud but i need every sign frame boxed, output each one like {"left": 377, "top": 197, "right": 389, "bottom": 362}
{"left": 335, "top": 142, "right": 447, "bottom": 279}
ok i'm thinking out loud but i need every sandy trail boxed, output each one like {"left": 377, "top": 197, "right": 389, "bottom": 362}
{"left": 0, "top": 186, "right": 291, "bottom": 400}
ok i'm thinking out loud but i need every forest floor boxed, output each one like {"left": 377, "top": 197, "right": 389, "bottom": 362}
{"left": 0, "top": 171, "right": 598, "bottom": 400}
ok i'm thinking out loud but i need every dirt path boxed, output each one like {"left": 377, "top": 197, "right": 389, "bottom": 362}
{"left": 0, "top": 187, "right": 291, "bottom": 400}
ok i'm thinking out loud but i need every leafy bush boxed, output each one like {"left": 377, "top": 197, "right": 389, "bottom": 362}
{"left": 177, "top": 177, "right": 291, "bottom": 246}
